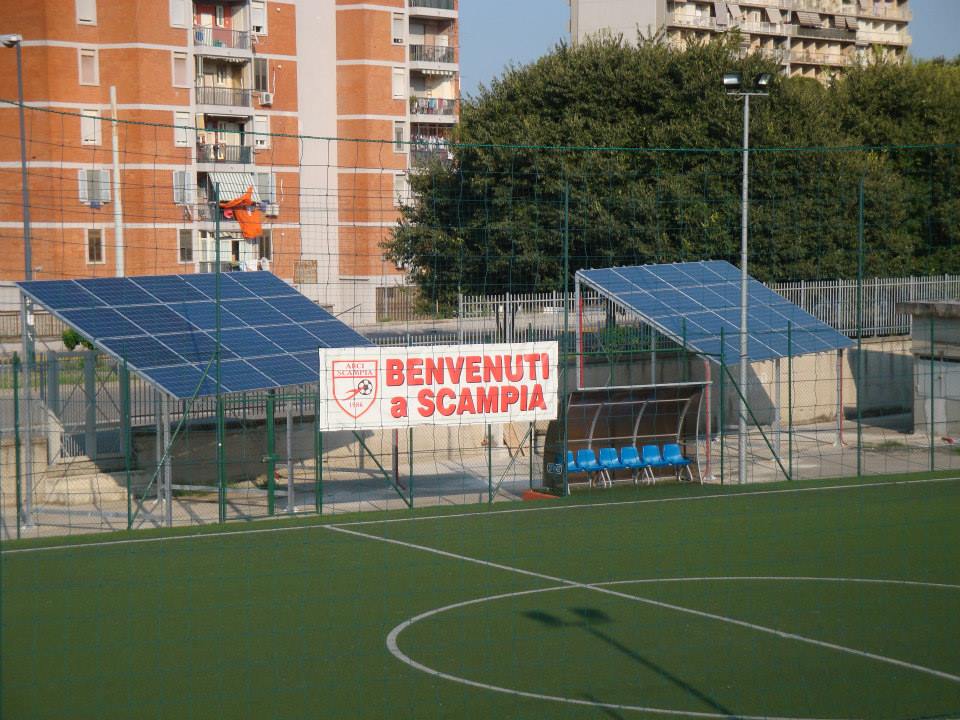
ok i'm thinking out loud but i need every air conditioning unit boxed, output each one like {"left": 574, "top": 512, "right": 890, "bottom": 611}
{"left": 260, "top": 92, "right": 273, "bottom": 106}
{"left": 264, "top": 203, "right": 280, "bottom": 217}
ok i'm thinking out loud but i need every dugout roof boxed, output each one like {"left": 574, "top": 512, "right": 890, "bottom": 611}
{"left": 18, "top": 272, "right": 372, "bottom": 399}
{"left": 577, "top": 261, "right": 852, "bottom": 363}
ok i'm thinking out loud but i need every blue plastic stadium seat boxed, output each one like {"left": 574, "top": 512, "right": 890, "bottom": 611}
{"left": 663, "top": 443, "right": 694, "bottom": 481}
{"left": 567, "top": 451, "right": 582, "bottom": 474}
{"left": 576, "top": 448, "right": 607, "bottom": 487}
{"left": 619, "top": 446, "right": 647, "bottom": 485}
{"left": 597, "top": 448, "right": 623, "bottom": 487}
{"left": 641, "top": 444, "right": 668, "bottom": 485}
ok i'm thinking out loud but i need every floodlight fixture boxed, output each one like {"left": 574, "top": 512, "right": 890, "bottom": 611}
{"left": 0, "top": 33, "right": 22, "bottom": 48}
{"left": 756, "top": 72, "right": 773, "bottom": 89}
{"left": 723, "top": 72, "right": 742, "bottom": 90}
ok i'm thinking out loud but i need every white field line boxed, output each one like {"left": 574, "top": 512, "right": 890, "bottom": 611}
{"left": 3, "top": 474, "right": 959, "bottom": 556}
{"left": 386, "top": 575, "right": 960, "bottom": 720}
{"left": 327, "top": 524, "right": 960, "bottom": 686}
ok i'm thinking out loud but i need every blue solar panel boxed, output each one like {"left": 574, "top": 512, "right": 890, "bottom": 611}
{"left": 578, "top": 261, "right": 852, "bottom": 363}
{"left": 17, "top": 272, "right": 373, "bottom": 398}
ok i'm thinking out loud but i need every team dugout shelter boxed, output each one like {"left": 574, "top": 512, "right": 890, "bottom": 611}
{"left": 544, "top": 260, "right": 852, "bottom": 490}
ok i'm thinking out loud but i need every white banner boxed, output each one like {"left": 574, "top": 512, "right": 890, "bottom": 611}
{"left": 317, "top": 342, "right": 559, "bottom": 431}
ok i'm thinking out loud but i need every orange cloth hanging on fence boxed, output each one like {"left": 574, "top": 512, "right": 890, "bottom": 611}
{"left": 219, "top": 186, "right": 265, "bottom": 239}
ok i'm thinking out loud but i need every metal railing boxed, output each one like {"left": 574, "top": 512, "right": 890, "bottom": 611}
{"left": 195, "top": 86, "right": 252, "bottom": 107}
{"left": 666, "top": 13, "right": 716, "bottom": 29}
{"left": 410, "top": 44, "right": 456, "bottom": 63}
{"left": 409, "top": 0, "right": 455, "bottom": 10}
{"left": 193, "top": 26, "right": 251, "bottom": 50}
{"left": 196, "top": 143, "right": 253, "bottom": 164}
{"left": 789, "top": 24, "right": 855, "bottom": 41}
{"left": 410, "top": 97, "right": 456, "bottom": 116}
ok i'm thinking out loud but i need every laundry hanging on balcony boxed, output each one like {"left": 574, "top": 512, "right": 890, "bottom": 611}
{"left": 219, "top": 185, "right": 264, "bottom": 239}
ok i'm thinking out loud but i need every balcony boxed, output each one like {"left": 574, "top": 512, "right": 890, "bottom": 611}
{"left": 193, "top": 26, "right": 251, "bottom": 50}
{"left": 408, "top": 0, "right": 456, "bottom": 18}
{"left": 790, "top": 24, "right": 855, "bottom": 41}
{"left": 665, "top": 13, "right": 716, "bottom": 30}
{"left": 739, "top": 21, "right": 787, "bottom": 36}
{"left": 410, "top": 97, "right": 456, "bottom": 118}
{"left": 858, "top": 29, "right": 912, "bottom": 46}
{"left": 195, "top": 86, "right": 252, "bottom": 108}
{"left": 196, "top": 143, "right": 253, "bottom": 164}
{"left": 410, "top": 44, "right": 456, "bottom": 64}
{"left": 410, "top": 0, "right": 454, "bottom": 8}
{"left": 790, "top": 50, "right": 851, "bottom": 66}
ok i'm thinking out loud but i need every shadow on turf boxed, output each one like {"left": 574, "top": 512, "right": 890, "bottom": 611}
{"left": 523, "top": 607, "right": 735, "bottom": 717}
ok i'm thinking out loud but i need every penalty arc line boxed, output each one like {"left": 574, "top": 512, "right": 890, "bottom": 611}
{"left": 326, "top": 524, "right": 960, "bottom": 687}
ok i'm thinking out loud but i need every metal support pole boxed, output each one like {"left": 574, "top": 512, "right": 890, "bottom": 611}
{"left": 286, "top": 399, "right": 294, "bottom": 514}
{"left": 121, "top": 362, "right": 132, "bottom": 530}
{"left": 214, "top": 182, "right": 226, "bottom": 523}
{"left": 704, "top": 358, "right": 712, "bottom": 481}
{"left": 487, "top": 424, "right": 493, "bottom": 504}
{"left": 155, "top": 396, "right": 162, "bottom": 507}
{"left": 529, "top": 422, "right": 534, "bottom": 488}
{"left": 314, "top": 390, "right": 322, "bottom": 514}
{"left": 13, "top": 353, "right": 22, "bottom": 538}
{"left": 84, "top": 352, "right": 97, "bottom": 461}
{"left": 835, "top": 349, "right": 843, "bottom": 446}
{"left": 719, "top": 327, "right": 726, "bottom": 485}
{"left": 856, "top": 177, "right": 864, "bottom": 477}
{"left": 392, "top": 428, "right": 399, "bottom": 490}
{"left": 110, "top": 86, "right": 124, "bottom": 277}
{"left": 19, "top": 295, "right": 32, "bottom": 526}
{"left": 560, "top": 184, "right": 570, "bottom": 497}
{"left": 929, "top": 317, "right": 935, "bottom": 472}
{"left": 788, "top": 321, "right": 793, "bottom": 480}
{"left": 408, "top": 426, "right": 414, "bottom": 507}
{"left": 738, "top": 92, "right": 750, "bottom": 486}
{"left": 774, "top": 358, "right": 782, "bottom": 464}
{"left": 266, "top": 390, "right": 276, "bottom": 516}
{"left": 162, "top": 394, "right": 172, "bottom": 527}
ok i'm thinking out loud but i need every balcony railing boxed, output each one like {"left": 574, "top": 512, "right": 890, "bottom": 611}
{"left": 409, "top": 0, "right": 455, "bottom": 10}
{"left": 666, "top": 13, "right": 716, "bottom": 30}
{"left": 193, "top": 26, "right": 251, "bottom": 50}
{"left": 196, "top": 143, "right": 253, "bottom": 164}
{"left": 410, "top": 97, "right": 456, "bottom": 116}
{"left": 195, "top": 86, "right": 252, "bottom": 107}
{"left": 791, "top": 50, "right": 850, "bottom": 66}
{"left": 791, "top": 25, "right": 855, "bottom": 41}
{"left": 410, "top": 44, "right": 456, "bottom": 63}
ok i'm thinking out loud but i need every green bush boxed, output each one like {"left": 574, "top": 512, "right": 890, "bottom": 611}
{"left": 62, "top": 328, "right": 94, "bottom": 351}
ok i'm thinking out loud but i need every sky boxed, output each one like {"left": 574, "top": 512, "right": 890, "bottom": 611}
{"left": 459, "top": 0, "right": 960, "bottom": 98}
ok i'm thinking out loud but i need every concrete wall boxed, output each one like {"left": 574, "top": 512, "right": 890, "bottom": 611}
{"left": 914, "top": 359, "right": 960, "bottom": 436}
{"left": 571, "top": 0, "right": 661, "bottom": 44}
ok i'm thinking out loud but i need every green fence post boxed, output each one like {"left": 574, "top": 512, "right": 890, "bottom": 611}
{"left": 314, "top": 389, "right": 322, "bottom": 515}
{"left": 719, "top": 327, "right": 726, "bottom": 485}
{"left": 121, "top": 360, "right": 132, "bottom": 530}
{"left": 408, "top": 426, "right": 414, "bottom": 507}
{"left": 266, "top": 389, "right": 276, "bottom": 516}
{"left": 528, "top": 421, "right": 534, "bottom": 489}
{"left": 12, "top": 353, "right": 21, "bottom": 539}
{"left": 681, "top": 318, "right": 688, "bottom": 383}
{"left": 788, "top": 321, "right": 793, "bottom": 481}
{"left": 930, "top": 317, "right": 935, "bottom": 472}
{"left": 560, "top": 183, "right": 570, "bottom": 497}
{"left": 856, "top": 178, "right": 864, "bottom": 478}
{"left": 487, "top": 424, "right": 493, "bottom": 504}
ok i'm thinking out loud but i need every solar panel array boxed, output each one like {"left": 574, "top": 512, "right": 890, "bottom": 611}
{"left": 18, "top": 272, "right": 372, "bottom": 398}
{"left": 578, "top": 260, "right": 852, "bottom": 363}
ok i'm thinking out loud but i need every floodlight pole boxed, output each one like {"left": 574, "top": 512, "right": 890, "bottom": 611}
{"left": 727, "top": 79, "right": 769, "bottom": 485}
{"left": 738, "top": 92, "right": 750, "bottom": 486}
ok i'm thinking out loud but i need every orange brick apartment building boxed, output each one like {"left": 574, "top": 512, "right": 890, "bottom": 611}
{"left": 0, "top": 0, "right": 459, "bottom": 322}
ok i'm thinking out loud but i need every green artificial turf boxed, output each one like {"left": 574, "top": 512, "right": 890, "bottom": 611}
{"left": 3, "top": 472, "right": 960, "bottom": 719}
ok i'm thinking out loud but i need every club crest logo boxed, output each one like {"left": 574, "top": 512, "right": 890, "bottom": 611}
{"left": 332, "top": 360, "right": 378, "bottom": 419}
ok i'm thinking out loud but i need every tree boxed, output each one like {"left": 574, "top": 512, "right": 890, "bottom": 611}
{"left": 385, "top": 37, "right": 959, "bottom": 311}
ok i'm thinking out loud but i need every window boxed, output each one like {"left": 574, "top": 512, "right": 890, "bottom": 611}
{"left": 79, "top": 48, "right": 99, "bottom": 85}
{"left": 392, "top": 13, "right": 405, "bottom": 44}
{"left": 215, "top": 4, "right": 225, "bottom": 27}
{"left": 251, "top": 0, "right": 267, "bottom": 34}
{"left": 253, "top": 58, "right": 269, "bottom": 92}
{"left": 392, "top": 68, "right": 406, "bottom": 99}
{"left": 178, "top": 229, "right": 194, "bottom": 263}
{"left": 76, "top": 0, "right": 96, "bottom": 25}
{"left": 86, "top": 229, "right": 104, "bottom": 264}
{"left": 172, "top": 52, "right": 189, "bottom": 88}
{"left": 257, "top": 230, "right": 272, "bottom": 260}
{"left": 172, "top": 170, "right": 194, "bottom": 205}
{"left": 393, "top": 173, "right": 409, "bottom": 207}
{"left": 173, "top": 111, "right": 192, "bottom": 147}
{"left": 253, "top": 115, "right": 269, "bottom": 148}
{"left": 78, "top": 169, "right": 110, "bottom": 205}
{"left": 80, "top": 109, "right": 101, "bottom": 146}
{"left": 169, "top": 0, "right": 187, "bottom": 27}
{"left": 256, "top": 172, "right": 275, "bottom": 203}
{"left": 393, "top": 121, "right": 405, "bottom": 153}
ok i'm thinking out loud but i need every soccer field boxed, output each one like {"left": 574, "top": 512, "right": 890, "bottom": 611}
{"left": 3, "top": 473, "right": 960, "bottom": 719}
